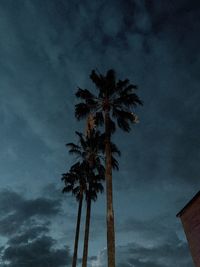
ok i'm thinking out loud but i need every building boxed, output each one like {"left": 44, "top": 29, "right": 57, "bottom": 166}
{"left": 177, "top": 191, "right": 200, "bottom": 267}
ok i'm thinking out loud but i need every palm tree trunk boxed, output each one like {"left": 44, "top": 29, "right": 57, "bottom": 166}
{"left": 72, "top": 192, "right": 83, "bottom": 267}
{"left": 82, "top": 195, "right": 91, "bottom": 267}
{"left": 105, "top": 111, "right": 115, "bottom": 267}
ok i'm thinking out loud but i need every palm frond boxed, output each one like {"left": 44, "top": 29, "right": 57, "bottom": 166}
{"left": 68, "top": 149, "right": 82, "bottom": 157}
{"left": 66, "top": 142, "right": 81, "bottom": 150}
{"left": 94, "top": 173, "right": 105, "bottom": 182}
{"left": 110, "top": 142, "right": 121, "bottom": 156}
{"left": 75, "top": 131, "right": 87, "bottom": 151}
{"left": 116, "top": 79, "right": 129, "bottom": 90}
{"left": 90, "top": 70, "right": 104, "bottom": 89}
{"left": 70, "top": 162, "right": 81, "bottom": 172}
{"left": 113, "top": 109, "right": 134, "bottom": 120}
{"left": 90, "top": 182, "right": 104, "bottom": 195}
{"left": 76, "top": 88, "right": 95, "bottom": 100}
{"left": 111, "top": 156, "right": 119, "bottom": 170}
{"left": 122, "top": 84, "right": 138, "bottom": 93}
{"left": 75, "top": 103, "right": 91, "bottom": 120}
{"left": 117, "top": 117, "right": 131, "bottom": 132}
{"left": 62, "top": 185, "right": 74, "bottom": 193}
{"left": 114, "top": 92, "right": 143, "bottom": 109}
{"left": 61, "top": 172, "right": 75, "bottom": 183}
{"left": 72, "top": 186, "right": 81, "bottom": 196}
{"left": 96, "top": 183, "right": 104, "bottom": 193}
{"left": 123, "top": 94, "right": 142, "bottom": 107}
{"left": 113, "top": 108, "right": 138, "bottom": 131}
{"left": 96, "top": 163, "right": 105, "bottom": 177}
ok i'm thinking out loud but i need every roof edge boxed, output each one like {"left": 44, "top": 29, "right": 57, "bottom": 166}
{"left": 176, "top": 191, "right": 200, "bottom": 218}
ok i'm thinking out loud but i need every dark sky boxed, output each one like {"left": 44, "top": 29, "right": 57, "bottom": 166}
{"left": 0, "top": 0, "right": 200, "bottom": 266}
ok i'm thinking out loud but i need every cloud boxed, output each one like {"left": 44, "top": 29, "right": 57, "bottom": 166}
{"left": 2, "top": 233, "right": 71, "bottom": 267}
{"left": 0, "top": 188, "right": 72, "bottom": 266}
{"left": 91, "top": 211, "right": 195, "bottom": 266}
{"left": 8, "top": 224, "right": 49, "bottom": 245}
{"left": 91, "top": 240, "right": 193, "bottom": 267}
{"left": 0, "top": 189, "right": 61, "bottom": 236}
{"left": 89, "top": 213, "right": 193, "bottom": 267}
{"left": 117, "top": 216, "right": 177, "bottom": 245}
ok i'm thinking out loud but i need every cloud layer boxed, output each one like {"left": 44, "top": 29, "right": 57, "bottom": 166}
{"left": 0, "top": 189, "right": 71, "bottom": 267}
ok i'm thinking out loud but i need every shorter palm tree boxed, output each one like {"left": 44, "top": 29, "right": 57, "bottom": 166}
{"left": 62, "top": 162, "right": 86, "bottom": 267}
{"left": 64, "top": 130, "right": 105, "bottom": 267}
{"left": 64, "top": 129, "right": 120, "bottom": 267}
{"left": 81, "top": 162, "right": 104, "bottom": 267}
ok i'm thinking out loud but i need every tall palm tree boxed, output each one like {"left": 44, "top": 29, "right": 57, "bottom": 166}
{"left": 75, "top": 69, "right": 143, "bottom": 267}
{"left": 62, "top": 162, "right": 86, "bottom": 267}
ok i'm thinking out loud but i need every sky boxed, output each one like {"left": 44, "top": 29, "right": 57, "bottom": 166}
{"left": 0, "top": 0, "right": 200, "bottom": 266}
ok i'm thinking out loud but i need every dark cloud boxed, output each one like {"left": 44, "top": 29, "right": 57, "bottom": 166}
{"left": 92, "top": 241, "right": 193, "bottom": 267}
{"left": 0, "top": 190, "right": 24, "bottom": 213}
{"left": 117, "top": 216, "right": 177, "bottom": 243}
{"left": 8, "top": 224, "right": 49, "bottom": 245}
{"left": 0, "top": 189, "right": 61, "bottom": 236}
{"left": 0, "top": 189, "right": 71, "bottom": 266}
{"left": 88, "top": 213, "right": 193, "bottom": 266}
{"left": 145, "top": 0, "right": 200, "bottom": 36}
{"left": 2, "top": 234, "right": 71, "bottom": 267}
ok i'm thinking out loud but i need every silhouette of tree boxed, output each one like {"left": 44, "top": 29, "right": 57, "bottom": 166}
{"left": 62, "top": 162, "right": 86, "bottom": 267}
{"left": 63, "top": 130, "right": 106, "bottom": 267}
{"left": 81, "top": 162, "right": 104, "bottom": 267}
{"left": 75, "top": 69, "right": 142, "bottom": 267}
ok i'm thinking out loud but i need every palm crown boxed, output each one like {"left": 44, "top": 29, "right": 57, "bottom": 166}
{"left": 62, "top": 161, "right": 104, "bottom": 202}
{"left": 66, "top": 130, "right": 104, "bottom": 170}
{"left": 62, "top": 162, "right": 86, "bottom": 201}
{"left": 75, "top": 69, "right": 143, "bottom": 133}
{"left": 66, "top": 129, "right": 120, "bottom": 171}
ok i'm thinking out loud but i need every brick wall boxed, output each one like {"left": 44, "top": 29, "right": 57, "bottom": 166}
{"left": 180, "top": 196, "right": 200, "bottom": 267}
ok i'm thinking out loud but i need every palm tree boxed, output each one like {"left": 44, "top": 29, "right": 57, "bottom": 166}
{"left": 67, "top": 130, "right": 105, "bottom": 172}
{"left": 66, "top": 129, "right": 120, "bottom": 267}
{"left": 66, "top": 130, "right": 105, "bottom": 267}
{"left": 81, "top": 162, "right": 104, "bottom": 267}
{"left": 75, "top": 69, "right": 143, "bottom": 267}
{"left": 62, "top": 162, "right": 86, "bottom": 267}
